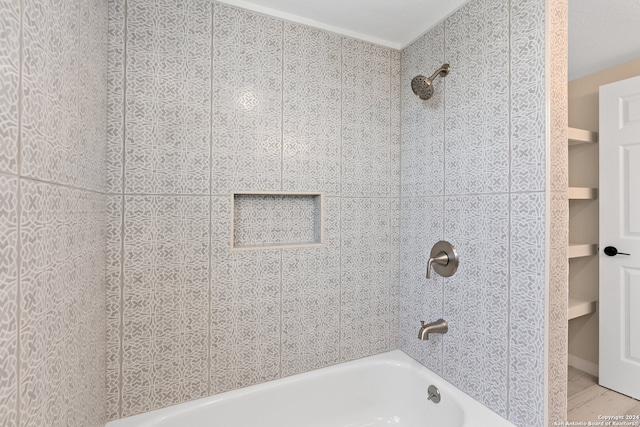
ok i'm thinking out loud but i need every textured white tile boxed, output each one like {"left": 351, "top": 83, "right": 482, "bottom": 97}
{"left": 20, "top": 181, "right": 107, "bottom": 426}
{"left": 125, "top": 0, "right": 212, "bottom": 194}
{"left": 549, "top": 0, "right": 568, "bottom": 195}
{"left": 0, "top": 175, "right": 18, "bottom": 426}
{"left": 509, "top": 192, "right": 546, "bottom": 427}
{"left": 233, "top": 194, "right": 321, "bottom": 248}
{"left": 510, "top": 0, "right": 546, "bottom": 192}
{"left": 79, "top": 0, "right": 108, "bottom": 193}
{"left": 445, "top": 0, "right": 510, "bottom": 195}
{"left": 0, "top": 1, "right": 20, "bottom": 175}
{"left": 399, "top": 197, "right": 444, "bottom": 373}
{"left": 107, "top": 0, "right": 126, "bottom": 194}
{"left": 342, "top": 39, "right": 392, "bottom": 197}
{"left": 401, "top": 26, "right": 445, "bottom": 197}
{"left": 106, "top": 195, "right": 123, "bottom": 421}
{"left": 212, "top": 4, "right": 282, "bottom": 194}
{"left": 390, "top": 51, "right": 402, "bottom": 199}
{"left": 443, "top": 194, "right": 509, "bottom": 417}
{"left": 16, "top": 1, "right": 108, "bottom": 424}
{"left": 398, "top": 1, "right": 551, "bottom": 425}
{"left": 121, "top": 196, "right": 210, "bottom": 417}
{"left": 340, "top": 198, "right": 393, "bottom": 360}
{"left": 105, "top": 2, "right": 406, "bottom": 417}
{"left": 547, "top": 193, "right": 568, "bottom": 427}
{"left": 282, "top": 23, "right": 341, "bottom": 196}
{"left": 21, "top": 0, "right": 107, "bottom": 192}
{"left": 210, "top": 196, "right": 281, "bottom": 394}
{"left": 281, "top": 198, "right": 340, "bottom": 376}
{"left": 389, "top": 197, "right": 401, "bottom": 349}
{"left": 21, "top": 0, "right": 79, "bottom": 188}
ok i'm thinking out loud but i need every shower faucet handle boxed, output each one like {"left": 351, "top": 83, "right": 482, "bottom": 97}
{"left": 426, "top": 252, "right": 449, "bottom": 279}
{"left": 425, "top": 241, "right": 459, "bottom": 279}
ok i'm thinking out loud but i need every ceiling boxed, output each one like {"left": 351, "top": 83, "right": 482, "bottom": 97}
{"left": 215, "top": 0, "right": 640, "bottom": 80}
{"left": 569, "top": 0, "right": 640, "bottom": 81}
{"left": 214, "top": 0, "right": 469, "bottom": 49}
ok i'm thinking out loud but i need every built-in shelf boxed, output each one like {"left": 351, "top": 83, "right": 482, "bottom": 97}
{"left": 568, "top": 243, "right": 598, "bottom": 259}
{"left": 232, "top": 192, "right": 323, "bottom": 250}
{"left": 568, "top": 187, "right": 598, "bottom": 200}
{"left": 568, "top": 127, "right": 599, "bottom": 145}
{"left": 568, "top": 297, "right": 597, "bottom": 320}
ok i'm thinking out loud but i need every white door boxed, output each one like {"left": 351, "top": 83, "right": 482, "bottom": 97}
{"left": 599, "top": 75, "right": 640, "bottom": 400}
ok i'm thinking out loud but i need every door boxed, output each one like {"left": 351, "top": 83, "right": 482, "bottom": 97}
{"left": 599, "top": 75, "right": 640, "bottom": 400}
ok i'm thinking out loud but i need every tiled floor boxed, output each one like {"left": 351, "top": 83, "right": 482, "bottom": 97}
{"left": 568, "top": 366, "right": 640, "bottom": 422}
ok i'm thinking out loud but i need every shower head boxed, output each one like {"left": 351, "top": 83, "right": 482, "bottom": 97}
{"left": 411, "top": 63, "right": 450, "bottom": 100}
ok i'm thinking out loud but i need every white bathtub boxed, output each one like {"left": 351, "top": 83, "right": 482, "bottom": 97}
{"left": 107, "top": 350, "right": 516, "bottom": 427}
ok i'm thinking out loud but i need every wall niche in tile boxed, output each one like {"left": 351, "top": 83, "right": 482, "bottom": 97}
{"left": 232, "top": 192, "right": 323, "bottom": 250}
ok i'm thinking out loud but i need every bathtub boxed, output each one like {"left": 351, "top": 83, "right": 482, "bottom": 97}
{"left": 107, "top": 350, "right": 516, "bottom": 427}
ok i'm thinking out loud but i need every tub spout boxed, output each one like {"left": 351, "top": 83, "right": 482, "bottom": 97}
{"left": 418, "top": 319, "right": 448, "bottom": 340}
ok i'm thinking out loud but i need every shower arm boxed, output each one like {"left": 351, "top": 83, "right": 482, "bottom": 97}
{"left": 428, "top": 64, "right": 451, "bottom": 81}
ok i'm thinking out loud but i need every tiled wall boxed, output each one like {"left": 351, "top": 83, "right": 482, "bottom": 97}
{"left": 548, "top": 0, "right": 569, "bottom": 423}
{"left": 106, "top": 1, "right": 400, "bottom": 420}
{"left": 400, "top": 0, "right": 550, "bottom": 425}
{"left": 0, "top": 0, "right": 565, "bottom": 424}
{"left": 0, "top": 0, "right": 108, "bottom": 425}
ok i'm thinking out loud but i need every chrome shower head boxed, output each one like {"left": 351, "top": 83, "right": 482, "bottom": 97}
{"left": 411, "top": 75, "right": 434, "bottom": 100}
{"left": 411, "top": 63, "right": 450, "bottom": 100}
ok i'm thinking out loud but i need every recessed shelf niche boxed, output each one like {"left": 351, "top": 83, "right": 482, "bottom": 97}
{"left": 232, "top": 192, "right": 323, "bottom": 250}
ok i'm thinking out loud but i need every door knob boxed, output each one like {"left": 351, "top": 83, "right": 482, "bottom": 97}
{"left": 604, "top": 246, "right": 630, "bottom": 256}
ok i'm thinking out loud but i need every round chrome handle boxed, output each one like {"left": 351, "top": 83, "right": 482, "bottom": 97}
{"left": 426, "top": 241, "right": 459, "bottom": 279}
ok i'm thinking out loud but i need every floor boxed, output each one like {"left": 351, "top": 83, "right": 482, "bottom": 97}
{"left": 568, "top": 366, "right": 640, "bottom": 422}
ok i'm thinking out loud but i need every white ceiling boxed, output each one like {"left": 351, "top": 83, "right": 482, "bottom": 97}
{"left": 215, "top": 0, "right": 640, "bottom": 80}
{"left": 214, "top": 0, "right": 470, "bottom": 49}
{"left": 569, "top": 0, "right": 640, "bottom": 81}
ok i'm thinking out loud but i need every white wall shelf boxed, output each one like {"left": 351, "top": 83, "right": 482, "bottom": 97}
{"left": 568, "top": 187, "right": 598, "bottom": 200}
{"left": 568, "top": 297, "right": 597, "bottom": 320}
{"left": 568, "top": 243, "right": 598, "bottom": 259}
{"left": 568, "top": 127, "right": 599, "bottom": 145}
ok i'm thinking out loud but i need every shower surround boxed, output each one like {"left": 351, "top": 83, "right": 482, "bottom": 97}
{"left": 106, "top": 0, "right": 401, "bottom": 420}
{"left": 0, "top": 0, "right": 108, "bottom": 425}
{"left": 105, "top": 0, "right": 565, "bottom": 426}
{"left": 401, "top": 0, "right": 549, "bottom": 425}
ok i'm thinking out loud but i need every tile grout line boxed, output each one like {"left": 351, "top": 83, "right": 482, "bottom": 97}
{"left": 441, "top": 19, "right": 447, "bottom": 371}
{"left": 16, "top": 0, "right": 24, "bottom": 422}
{"left": 481, "top": 0, "right": 489, "bottom": 405}
{"left": 101, "top": 3, "right": 111, "bottom": 418}
{"left": 388, "top": 49, "right": 391, "bottom": 349}
{"left": 338, "top": 37, "right": 343, "bottom": 362}
{"left": 280, "top": 20, "right": 284, "bottom": 193}
{"left": 279, "top": 249, "right": 283, "bottom": 378}
{"left": 397, "top": 49, "right": 402, "bottom": 351}
{"left": 14, "top": 175, "right": 106, "bottom": 195}
{"left": 506, "top": 0, "right": 512, "bottom": 419}
{"left": 279, "top": 19, "right": 284, "bottom": 379}
{"left": 104, "top": 191, "right": 548, "bottom": 198}
{"left": 207, "top": 3, "right": 215, "bottom": 398}
{"left": 387, "top": 49, "right": 395, "bottom": 350}
{"left": 121, "top": 0, "right": 127, "bottom": 198}
{"left": 388, "top": 49, "right": 392, "bottom": 200}
{"left": 118, "top": 0, "right": 129, "bottom": 418}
